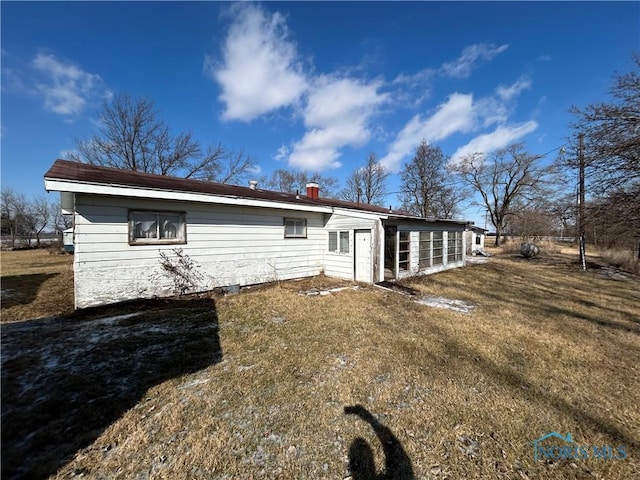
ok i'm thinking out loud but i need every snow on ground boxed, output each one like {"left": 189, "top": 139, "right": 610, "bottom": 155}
{"left": 415, "top": 296, "right": 476, "bottom": 313}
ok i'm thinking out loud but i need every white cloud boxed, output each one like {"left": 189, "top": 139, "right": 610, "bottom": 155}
{"left": 450, "top": 121, "right": 539, "bottom": 165}
{"left": 473, "top": 96, "right": 509, "bottom": 128}
{"left": 288, "top": 76, "right": 387, "bottom": 170}
{"left": 496, "top": 76, "right": 532, "bottom": 101}
{"left": 273, "top": 144, "right": 290, "bottom": 162}
{"left": 208, "top": 4, "right": 307, "bottom": 122}
{"left": 32, "top": 53, "right": 106, "bottom": 117}
{"left": 246, "top": 164, "right": 262, "bottom": 175}
{"left": 389, "top": 67, "right": 434, "bottom": 108}
{"left": 441, "top": 43, "right": 509, "bottom": 79}
{"left": 380, "top": 93, "right": 475, "bottom": 172}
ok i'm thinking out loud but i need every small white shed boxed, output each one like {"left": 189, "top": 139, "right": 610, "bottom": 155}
{"left": 465, "top": 224, "right": 488, "bottom": 255}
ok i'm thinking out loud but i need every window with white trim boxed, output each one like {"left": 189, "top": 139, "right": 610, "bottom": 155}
{"left": 284, "top": 218, "right": 307, "bottom": 238}
{"left": 129, "top": 210, "right": 186, "bottom": 245}
{"left": 432, "top": 231, "right": 444, "bottom": 265}
{"left": 398, "top": 231, "right": 410, "bottom": 271}
{"left": 448, "top": 231, "right": 463, "bottom": 262}
{"left": 328, "top": 231, "right": 349, "bottom": 254}
{"left": 419, "top": 231, "right": 431, "bottom": 268}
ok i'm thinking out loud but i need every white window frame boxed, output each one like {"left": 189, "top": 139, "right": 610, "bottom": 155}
{"left": 419, "top": 231, "right": 431, "bottom": 269}
{"left": 448, "top": 231, "right": 463, "bottom": 262}
{"left": 328, "top": 230, "right": 350, "bottom": 254}
{"left": 398, "top": 231, "right": 410, "bottom": 271}
{"left": 432, "top": 231, "right": 444, "bottom": 265}
{"left": 129, "top": 210, "right": 186, "bottom": 245}
{"left": 284, "top": 217, "right": 307, "bottom": 238}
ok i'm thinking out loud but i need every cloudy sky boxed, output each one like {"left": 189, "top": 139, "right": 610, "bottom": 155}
{"left": 2, "top": 1, "right": 638, "bottom": 225}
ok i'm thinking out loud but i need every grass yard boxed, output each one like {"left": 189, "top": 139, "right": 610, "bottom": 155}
{"left": 1, "top": 248, "right": 639, "bottom": 479}
{"left": 1, "top": 248, "right": 74, "bottom": 321}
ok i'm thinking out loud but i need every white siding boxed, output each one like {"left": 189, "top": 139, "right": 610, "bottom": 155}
{"left": 323, "top": 214, "right": 379, "bottom": 281}
{"left": 73, "top": 195, "right": 325, "bottom": 308}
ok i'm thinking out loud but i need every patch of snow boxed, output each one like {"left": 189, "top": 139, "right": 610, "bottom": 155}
{"left": 91, "top": 312, "right": 144, "bottom": 325}
{"left": 298, "top": 285, "right": 359, "bottom": 296}
{"left": 179, "top": 378, "right": 211, "bottom": 389}
{"left": 466, "top": 256, "right": 489, "bottom": 264}
{"left": 416, "top": 296, "right": 476, "bottom": 313}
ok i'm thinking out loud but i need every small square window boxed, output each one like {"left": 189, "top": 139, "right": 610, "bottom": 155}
{"left": 328, "top": 230, "right": 349, "bottom": 253}
{"left": 284, "top": 218, "right": 307, "bottom": 238}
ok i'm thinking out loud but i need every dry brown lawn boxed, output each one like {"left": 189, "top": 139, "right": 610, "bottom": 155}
{"left": 1, "top": 248, "right": 639, "bottom": 479}
{"left": 1, "top": 248, "right": 74, "bottom": 321}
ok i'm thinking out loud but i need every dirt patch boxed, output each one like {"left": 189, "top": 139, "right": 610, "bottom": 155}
{"left": 374, "top": 281, "right": 421, "bottom": 296}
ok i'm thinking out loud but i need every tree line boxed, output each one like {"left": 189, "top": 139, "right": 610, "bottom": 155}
{"left": 3, "top": 56, "right": 638, "bottom": 259}
{"left": 0, "top": 189, "right": 71, "bottom": 249}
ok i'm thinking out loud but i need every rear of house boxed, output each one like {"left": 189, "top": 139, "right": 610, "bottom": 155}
{"left": 45, "top": 160, "right": 470, "bottom": 309}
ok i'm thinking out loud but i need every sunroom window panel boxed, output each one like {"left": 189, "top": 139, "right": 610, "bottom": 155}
{"left": 419, "top": 231, "right": 431, "bottom": 268}
{"left": 433, "top": 231, "right": 443, "bottom": 265}
{"left": 399, "top": 231, "right": 410, "bottom": 271}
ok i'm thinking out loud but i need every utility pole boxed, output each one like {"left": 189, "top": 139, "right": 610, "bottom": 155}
{"left": 578, "top": 133, "right": 587, "bottom": 271}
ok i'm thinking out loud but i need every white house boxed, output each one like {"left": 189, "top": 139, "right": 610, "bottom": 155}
{"left": 45, "top": 160, "right": 469, "bottom": 309}
{"left": 464, "top": 225, "right": 488, "bottom": 255}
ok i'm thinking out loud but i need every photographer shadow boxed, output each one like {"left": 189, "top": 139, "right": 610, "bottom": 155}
{"left": 344, "top": 405, "right": 414, "bottom": 480}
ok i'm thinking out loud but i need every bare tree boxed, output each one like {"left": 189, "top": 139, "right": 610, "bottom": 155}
{"left": 340, "top": 153, "right": 389, "bottom": 205}
{"left": 452, "top": 143, "right": 549, "bottom": 246}
{"left": 70, "top": 93, "right": 255, "bottom": 183}
{"left": 52, "top": 201, "right": 73, "bottom": 238}
{"left": 1, "top": 188, "right": 29, "bottom": 248}
{"left": 261, "top": 169, "right": 339, "bottom": 198}
{"left": 29, "top": 196, "right": 52, "bottom": 247}
{"left": 399, "top": 141, "right": 462, "bottom": 218}
{"left": 568, "top": 56, "right": 640, "bottom": 258}
{"left": 570, "top": 55, "right": 640, "bottom": 194}
{"left": 214, "top": 149, "right": 256, "bottom": 185}
{"left": 549, "top": 193, "right": 577, "bottom": 239}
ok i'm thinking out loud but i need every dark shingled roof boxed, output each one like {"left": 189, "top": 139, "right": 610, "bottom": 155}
{"left": 44, "top": 159, "right": 400, "bottom": 216}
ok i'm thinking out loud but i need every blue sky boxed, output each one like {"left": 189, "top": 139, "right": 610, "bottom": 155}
{"left": 2, "top": 1, "right": 638, "bottom": 226}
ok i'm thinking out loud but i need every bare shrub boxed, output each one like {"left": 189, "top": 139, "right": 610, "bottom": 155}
{"left": 151, "top": 248, "right": 207, "bottom": 296}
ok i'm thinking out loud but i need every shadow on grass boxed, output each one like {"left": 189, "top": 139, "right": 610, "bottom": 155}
{"left": 0, "top": 273, "right": 58, "bottom": 307}
{"left": 1, "top": 297, "right": 222, "bottom": 480}
{"left": 345, "top": 405, "right": 415, "bottom": 480}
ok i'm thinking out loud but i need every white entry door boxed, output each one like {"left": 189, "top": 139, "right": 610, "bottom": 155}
{"left": 354, "top": 229, "right": 372, "bottom": 283}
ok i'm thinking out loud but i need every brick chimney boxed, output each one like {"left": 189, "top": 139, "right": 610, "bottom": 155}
{"left": 306, "top": 182, "right": 319, "bottom": 200}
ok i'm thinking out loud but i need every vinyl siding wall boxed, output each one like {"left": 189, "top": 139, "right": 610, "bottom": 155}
{"left": 73, "top": 194, "right": 325, "bottom": 308}
{"left": 323, "top": 213, "right": 380, "bottom": 281}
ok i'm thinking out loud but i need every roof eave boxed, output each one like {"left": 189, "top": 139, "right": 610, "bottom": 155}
{"left": 44, "top": 177, "right": 335, "bottom": 214}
